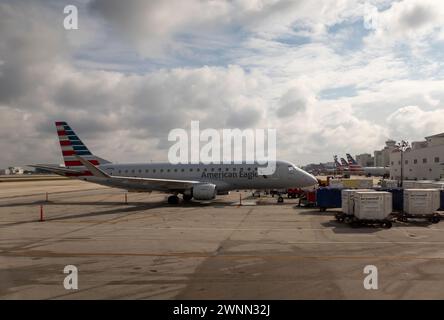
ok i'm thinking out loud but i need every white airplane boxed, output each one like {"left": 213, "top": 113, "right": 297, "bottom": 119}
{"left": 31, "top": 121, "right": 318, "bottom": 204}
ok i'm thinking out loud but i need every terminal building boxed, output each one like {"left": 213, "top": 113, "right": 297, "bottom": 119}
{"left": 374, "top": 140, "right": 397, "bottom": 167}
{"left": 356, "top": 153, "right": 374, "bottom": 167}
{"left": 390, "top": 133, "right": 444, "bottom": 181}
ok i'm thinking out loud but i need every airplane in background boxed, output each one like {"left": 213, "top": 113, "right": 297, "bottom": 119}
{"left": 31, "top": 122, "right": 318, "bottom": 204}
{"left": 346, "top": 153, "right": 362, "bottom": 173}
{"left": 345, "top": 153, "right": 389, "bottom": 177}
{"left": 333, "top": 155, "right": 345, "bottom": 173}
{"left": 340, "top": 157, "right": 349, "bottom": 168}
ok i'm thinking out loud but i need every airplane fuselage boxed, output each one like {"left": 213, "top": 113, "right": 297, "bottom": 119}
{"left": 79, "top": 160, "right": 317, "bottom": 192}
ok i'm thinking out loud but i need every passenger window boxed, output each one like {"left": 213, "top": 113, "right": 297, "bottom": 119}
{"left": 225, "top": 168, "right": 229, "bottom": 171}
{"left": 190, "top": 168, "right": 193, "bottom": 172}
{"left": 247, "top": 167, "right": 251, "bottom": 171}
{"left": 174, "top": 169, "right": 177, "bottom": 172}
{"left": 218, "top": 168, "right": 222, "bottom": 171}
{"left": 153, "top": 169, "right": 156, "bottom": 173}
{"left": 197, "top": 168, "right": 200, "bottom": 172}
{"left": 211, "top": 168, "right": 214, "bottom": 172}
{"left": 160, "top": 169, "right": 164, "bottom": 172}
{"left": 167, "top": 169, "right": 170, "bottom": 172}
{"left": 181, "top": 169, "right": 185, "bottom": 172}
{"left": 145, "top": 169, "right": 149, "bottom": 173}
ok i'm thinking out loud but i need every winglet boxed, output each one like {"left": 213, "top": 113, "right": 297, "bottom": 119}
{"left": 74, "top": 155, "right": 110, "bottom": 178}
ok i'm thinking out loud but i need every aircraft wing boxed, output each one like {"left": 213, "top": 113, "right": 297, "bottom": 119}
{"left": 29, "top": 164, "right": 83, "bottom": 175}
{"left": 75, "top": 155, "right": 200, "bottom": 191}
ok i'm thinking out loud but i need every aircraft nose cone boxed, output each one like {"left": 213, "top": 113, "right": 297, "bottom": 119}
{"left": 302, "top": 171, "right": 318, "bottom": 187}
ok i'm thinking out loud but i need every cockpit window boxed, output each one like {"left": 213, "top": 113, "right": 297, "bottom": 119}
{"left": 288, "top": 165, "right": 296, "bottom": 173}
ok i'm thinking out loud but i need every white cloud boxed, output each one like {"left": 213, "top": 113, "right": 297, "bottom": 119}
{"left": 1, "top": 0, "right": 444, "bottom": 168}
{"left": 387, "top": 105, "right": 444, "bottom": 141}
{"left": 365, "top": 0, "right": 444, "bottom": 45}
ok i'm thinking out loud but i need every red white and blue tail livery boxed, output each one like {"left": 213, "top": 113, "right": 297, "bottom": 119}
{"left": 55, "top": 121, "right": 110, "bottom": 176}
{"left": 333, "top": 155, "right": 344, "bottom": 172}
{"left": 346, "top": 153, "right": 363, "bottom": 173}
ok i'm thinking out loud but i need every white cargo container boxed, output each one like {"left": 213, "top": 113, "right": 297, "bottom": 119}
{"left": 403, "top": 181, "right": 417, "bottom": 189}
{"left": 353, "top": 192, "right": 392, "bottom": 220}
{"left": 329, "top": 180, "right": 344, "bottom": 188}
{"left": 403, "top": 189, "right": 440, "bottom": 215}
{"left": 330, "top": 179, "right": 373, "bottom": 189}
{"left": 380, "top": 180, "right": 398, "bottom": 188}
{"left": 341, "top": 189, "right": 372, "bottom": 215}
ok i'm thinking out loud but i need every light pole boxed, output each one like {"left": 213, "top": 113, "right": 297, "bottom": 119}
{"left": 396, "top": 140, "right": 409, "bottom": 188}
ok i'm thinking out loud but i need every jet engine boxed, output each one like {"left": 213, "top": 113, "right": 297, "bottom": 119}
{"left": 192, "top": 183, "right": 217, "bottom": 200}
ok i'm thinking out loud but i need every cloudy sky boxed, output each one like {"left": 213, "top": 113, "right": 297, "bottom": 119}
{"left": 1, "top": 0, "right": 444, "bottom": 168}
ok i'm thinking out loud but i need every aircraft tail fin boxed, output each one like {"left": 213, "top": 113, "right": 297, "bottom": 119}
{"left": 333, "top": 155, "right": 342, "bottom": 168}
{"left": 346, "top": 153, "right": 357, "bottom": 165}
{"left": 55, "top": 121, "right": 111, "bottom": 168}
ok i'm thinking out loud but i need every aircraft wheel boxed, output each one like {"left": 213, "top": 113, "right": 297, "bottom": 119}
{"left": 168, "top": 195, "right": 179, "bottom": 205}
{"left": 430, "top": 216, "right": 440, "bottom": 224}
{"left": 277, "top": 196, "right": 284, "bottom": 203}
{"left": 183, "top": 194, "right": 193, "bottom": 202}
{"left": 382, "top": 221, "right": 392, "bottom": 229}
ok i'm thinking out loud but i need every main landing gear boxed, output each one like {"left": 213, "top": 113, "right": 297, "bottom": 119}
{"left": 167, "top": 195, "right": 179, "bottom": 205}
{"left": 183, "top": 194, "right": 193, "bottom": 202}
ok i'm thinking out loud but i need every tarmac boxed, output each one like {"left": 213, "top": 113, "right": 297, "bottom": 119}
{"left": 1, "top": 178, "right": 444, "bottom": 299}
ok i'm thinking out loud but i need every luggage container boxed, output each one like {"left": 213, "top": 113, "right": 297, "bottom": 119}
{"left": 353, "top": 192, "right": 392, "bottom": 220}
{"left": 397, "top": 189, "right": 441, "bottom": 223}
{"left": 341, "top": 189, "right": 372, "bottom": 215}
{"left": 403, "top": 181, "right": 417, "bottom": 189}
{"left": 404, "top": 189, "right": 440, "bottom": 215}
{"left": 316, "top": 188, "right": 342, "bottom": 212}
{"left": 380, "top": 180, "right": 398, "bottom": 189}
{"left": 380, "top": 188, "right": 404, "bottom": 211}
{"left": 336, "top": 191, "right": 393, "bottom": 228}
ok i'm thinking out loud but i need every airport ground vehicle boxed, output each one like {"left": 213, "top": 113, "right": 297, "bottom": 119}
{"left": 316, "top": 188, "right": 342, "bottom": 212}
{"left": 336, "top": 190, "right": 393, "bottom": 228}
{"left": 334, "top": 212, "right": 393, "bottom": 228}
{"left": 298, "top": 191, "right": 316, "bottom": 207}
{"left": 394, "top": 212, "right": 440, "bottom": 224}
{"left": 287, "top": 188, "right": 303, "bottom": 198}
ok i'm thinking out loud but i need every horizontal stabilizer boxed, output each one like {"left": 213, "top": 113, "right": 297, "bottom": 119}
{"left": 29, "top": 164, "right": 83, "bottom": 175}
